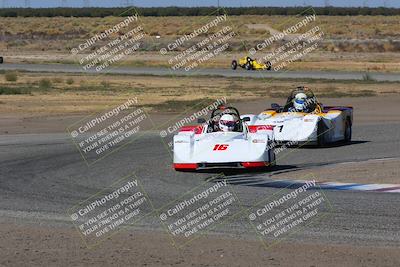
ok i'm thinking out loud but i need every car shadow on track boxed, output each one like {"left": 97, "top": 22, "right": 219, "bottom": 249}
{"left": 196, "top": 164, "right": 299, "bottom": 176}
{"left": 202, "top": 165, "right": 303, "bottom": 188}
{"left": 296, "top": 140, "right": 369, "bottom": 149}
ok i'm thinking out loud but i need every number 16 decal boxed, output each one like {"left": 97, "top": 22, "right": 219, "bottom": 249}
{"left": 213, "top": 144, "right": 229, "bottom": 151}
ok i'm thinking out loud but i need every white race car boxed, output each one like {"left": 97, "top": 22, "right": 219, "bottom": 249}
{"left": 242, "top": 87, "right": 353, "bottom": 146}
{"left": 173, "top": 106, "right": 276, "bottom": 171}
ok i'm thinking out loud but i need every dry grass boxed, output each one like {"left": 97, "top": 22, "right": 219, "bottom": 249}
{"left": 0, "top": 71, "right": 399, "bottom": 115}
{"left": 1, "top": 15, "right": 399, "bottom": 40}
{"left": 1, "top": 15, "right": 400, "bottom": 52}
{"left": 2, "top": 16, "right": 400, "bottom": 73}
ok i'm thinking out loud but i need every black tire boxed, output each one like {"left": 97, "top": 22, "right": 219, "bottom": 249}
{"left": 0, "top": 57, "right": 3, "bottom": 64}
{"left": 344, "top": 118, "right": 352, "bottom": 143}
{"left": 245, "top": 62, "right": 252, "bottom": 70}
{"left": 266, "top": 61, "right": 272, "bottom": 70}
{"left": 317, "top": 120, "right": 327, "bottom": 147}
{"left": 231, "top": 60, "right": 237, "bottom": 70}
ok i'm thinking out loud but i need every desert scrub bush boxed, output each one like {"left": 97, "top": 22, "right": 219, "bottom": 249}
{"left": 248, "top": 28, "right": 268, "bottom": 35}
{"left": 66, "top": 78, "right": 74, "bottom": 85}
{"left": 4, "top": 71, "right": 18, "bottom": 82}
{"left": 52, "top": 77, "right": 63, "bottom": 83}
{"left": 0, "top": 86, "right": 31, "bottom": 95}
{"left": 39, "top": 78, "right": 52, "bottom": 89}
{"left": 100, "top": 80, "right": 110, "bottom": 88}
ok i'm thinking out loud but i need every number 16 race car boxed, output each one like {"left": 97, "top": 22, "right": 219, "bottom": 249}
{"left": 242, "top": 87, "right": 353, "bottom": 146}
{"left": 173, "top": 106, "right": 276, "bottom": 171}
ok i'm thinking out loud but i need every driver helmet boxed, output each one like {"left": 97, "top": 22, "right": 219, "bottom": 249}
{"left": 293, "top": 92, "right": 308, "bottom": 111}
{"left": 219, "top": 114, "right": 237, "bottom": 132}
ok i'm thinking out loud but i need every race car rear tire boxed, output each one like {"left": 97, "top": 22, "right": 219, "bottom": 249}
{"left": 245, "top": 62, "right": 252, "bottom": 70}
{"left": 344, "top": 118, "right": 352, "bottom": 143}
{"left": 266, "top": 61, "right": 272, "bottom": 70}
{"left": 0, "top": 57, "right": 3, "bottom": 64}
{"left": 317, "top": 120, "right": 327, "bottom": 147}
{"left": 231, "top": 60, "right": 237, "bottom": 70}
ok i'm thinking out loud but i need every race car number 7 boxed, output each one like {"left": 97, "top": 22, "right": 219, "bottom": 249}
{"left": 213, "top": 144, "right": 229, "bottom": 151}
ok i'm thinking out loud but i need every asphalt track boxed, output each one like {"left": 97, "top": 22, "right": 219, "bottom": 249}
{"left": 1, "top": 120, "right": 400, "bottom": 247}
{"left": 2, "top": 63, "right": 400, "bottom": 81}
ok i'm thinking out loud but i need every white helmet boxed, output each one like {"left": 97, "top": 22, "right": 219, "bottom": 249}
{"left": 293, "top": 92, "right": 308, "bottom": 111}
{"left": 219, "top": 114, "right": 237, "bottom": 132}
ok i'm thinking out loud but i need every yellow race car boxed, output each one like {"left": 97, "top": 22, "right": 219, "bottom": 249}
{"left": 231, "top": 56, "right": 271, "bottom": 71}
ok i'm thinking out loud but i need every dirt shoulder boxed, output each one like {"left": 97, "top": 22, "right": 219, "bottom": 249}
{"left": 0, "top": 222, "right": 398, "bottom": 267}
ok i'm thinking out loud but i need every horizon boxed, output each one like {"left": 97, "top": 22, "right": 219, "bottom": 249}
{"left": 0, "top": 0, "right": 398, "bottom": 8}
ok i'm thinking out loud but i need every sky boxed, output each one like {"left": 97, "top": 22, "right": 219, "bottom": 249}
{"left": 1, "top": 0, "right": 398, "bottom": 8}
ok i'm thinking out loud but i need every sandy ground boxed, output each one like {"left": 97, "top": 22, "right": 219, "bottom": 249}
{"left": 1, "top": 221, "right": 399, "bottom": 267}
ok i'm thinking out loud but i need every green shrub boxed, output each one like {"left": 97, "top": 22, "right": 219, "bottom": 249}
{"left": 52, "top": 77, "right": 63, "bottom": 83}
{"left": 0, "top": 86, "right": 31, "bottom": 95}
{"left": 39, "top": 78, "right": 52, "bottom": 89}
{"left": 5, "top": 71, "right": 18, "bottom": 82}
{"left": 100, "top": 80, "right": 110, "bottom": 88}
{"left": 66, "top": 78, "right": 74, "bottom": 85}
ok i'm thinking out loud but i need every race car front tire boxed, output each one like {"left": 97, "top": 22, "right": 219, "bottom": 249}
{"left": 245, "top": 62, "right": 252, "bottom": 70}
{"left": 0, "top": 57, "right": 3, "bottom": 64}
{"left": 344, "top": 118, "right": 352, "bottom": 143}
{"left": 231, "top": 60, "right": 237, "bottom": 70}
{"left": 266, "top": 61, "right": 272, "bottom": 70}
{"left": 317, "top": 120, "right": 327, "bottom": 147}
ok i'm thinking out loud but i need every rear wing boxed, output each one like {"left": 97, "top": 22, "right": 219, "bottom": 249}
{"left": 323, "top": 106, "right": 353, "bottom": 112}
{"left": 323, "top": 106, "right": 353, "bottom": 124}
